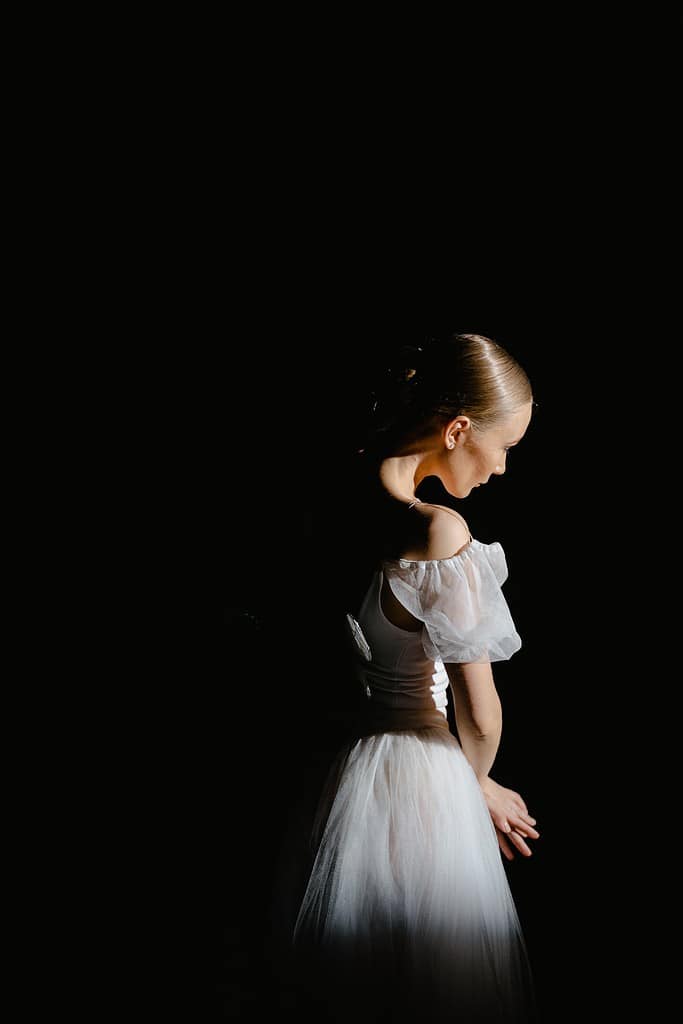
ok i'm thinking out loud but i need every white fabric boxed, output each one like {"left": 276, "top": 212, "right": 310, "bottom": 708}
{"left": 289, "top": 536, "right": 535, "bottom": 1022}
{"left": 347, "top": 568, "right": 450, "bottom": 713}
{"left": 383, "top": 538, "right": 521, "bottom": 664}
{"left": 292, "top": 726, "right": 535, "bottom": 1022}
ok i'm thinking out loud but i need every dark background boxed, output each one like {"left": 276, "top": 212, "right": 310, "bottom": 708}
{"left": 162, "top": 19, "right": 681, "bottom": 1007}
{"left": 181, "top": 289, "right": 647, "bottom": 1022}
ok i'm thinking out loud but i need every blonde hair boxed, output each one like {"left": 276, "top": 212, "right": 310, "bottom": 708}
{"left": 362, "top": 333, "right": 532, "bottom": 452}
{"left": 430, "top": 333, "right": 532, "bottom": 430}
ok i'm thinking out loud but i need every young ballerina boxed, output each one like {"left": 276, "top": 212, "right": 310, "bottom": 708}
{"left": 290, "top": 333, "right": 539, "bottom": 1023}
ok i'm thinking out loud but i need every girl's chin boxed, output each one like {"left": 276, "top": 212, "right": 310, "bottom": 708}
{"left": 462, "top": 483, "right": 481, "bottom": 497}
{"left": 446, "top": 483, "right": 479, "bottom": 499}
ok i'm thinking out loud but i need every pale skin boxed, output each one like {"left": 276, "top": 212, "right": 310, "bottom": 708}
{"left": 378, "top": 400, "right": 540, "bottom": 861}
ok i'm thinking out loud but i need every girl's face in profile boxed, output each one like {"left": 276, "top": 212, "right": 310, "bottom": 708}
{"left": 442, "top": 401, "right": 533, "bottom": 499}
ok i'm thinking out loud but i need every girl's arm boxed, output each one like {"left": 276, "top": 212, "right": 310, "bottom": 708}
{"left": 445, "top": 661, "right": 502, "bottom": 780}
{"left": 446, "top": 662, "right": 540, "bottom": 858}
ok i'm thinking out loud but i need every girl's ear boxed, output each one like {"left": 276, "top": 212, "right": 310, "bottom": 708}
{"left": 444, "top": 416, "right": 471, "bottom": 448}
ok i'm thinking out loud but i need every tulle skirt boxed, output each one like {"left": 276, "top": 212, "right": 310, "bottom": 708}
{"left": 288, "top": 711, "right": 537, "bottom": 1023}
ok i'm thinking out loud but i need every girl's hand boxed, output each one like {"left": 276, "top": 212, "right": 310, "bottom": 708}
{"left": 479, "top": 776, "right": 540, "bottom": 860}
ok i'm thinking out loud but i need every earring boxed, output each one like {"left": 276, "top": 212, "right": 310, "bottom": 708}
{"left": 495, "top": 465, "right": 501, "bottom": 471}
{"left": 448, "top": 441, "right": 455, "bottom": 449}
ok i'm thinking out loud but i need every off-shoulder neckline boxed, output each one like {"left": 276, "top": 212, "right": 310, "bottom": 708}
{"left": 384, "top": 537, "right": 500, "bottom": 568}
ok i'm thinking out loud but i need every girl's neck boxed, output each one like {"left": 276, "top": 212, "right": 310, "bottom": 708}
{"left": 378, "top": 452, "right": 432, "bottom": 504}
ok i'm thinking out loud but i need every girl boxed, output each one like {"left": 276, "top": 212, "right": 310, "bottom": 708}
{"left": 289, "top": 333, "right": 539, "bottom": 1023}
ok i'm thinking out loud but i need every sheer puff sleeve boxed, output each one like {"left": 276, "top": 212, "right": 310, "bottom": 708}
{"left": 382, "top": 539, "right": 522, "bottom": 664}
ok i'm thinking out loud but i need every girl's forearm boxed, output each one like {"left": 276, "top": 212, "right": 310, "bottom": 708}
{"left": 454, "top": 711, "right": 502, "bottom": 780}
{"left": 447, "top": 662, "right": 503, "bottom": 780}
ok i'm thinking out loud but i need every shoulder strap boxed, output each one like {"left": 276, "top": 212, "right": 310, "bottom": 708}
{"left": 408, "top": 499, "right": 473, "bottom": 541}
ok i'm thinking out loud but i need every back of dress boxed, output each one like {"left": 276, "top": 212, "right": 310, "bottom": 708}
{"left": 290, "top": 518, "right": 536, "bottom": 1023}
{"left": 354, "top": 567, "right": 449, "bottom": 715}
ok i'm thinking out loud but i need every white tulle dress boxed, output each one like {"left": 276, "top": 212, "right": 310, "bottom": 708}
{"left": 290, "top": 517, "right": 537, "bottom": 1023}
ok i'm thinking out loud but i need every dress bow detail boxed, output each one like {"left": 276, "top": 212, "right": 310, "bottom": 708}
{"left": 345, "top": 612, "right": 373, "bottom": 697}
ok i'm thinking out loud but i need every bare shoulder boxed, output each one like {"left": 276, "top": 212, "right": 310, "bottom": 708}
{"left": 404, "top": 503, "right": 471, "bottom": 560}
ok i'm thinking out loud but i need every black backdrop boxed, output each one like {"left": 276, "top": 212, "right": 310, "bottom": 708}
{"left": 113, "top": 10, "right": 681, "bottom": 1018}
{"left": 182, "top": 289, "right": 644, "bottom": 1023}
{"left": 158, "top": 78, "right": 680, "bottom": 1000}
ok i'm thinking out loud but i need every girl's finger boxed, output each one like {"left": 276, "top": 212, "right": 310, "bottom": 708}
{"left": 512, "top": 819, "right": 539, "bottom": 839}
{"left": 509, "top": 830, "right": 532, "bottom": 857}
{"left": 496, "top": 831, "right": 515, "bottom": 861}
{"left": 496, "top": 817, "right": 512, "bottom": 835}
{"left": 504, "top": 804, "right": 535, "bottom": 826}
{"left": 512, "top": 804, "right": 535, "bottom": 826}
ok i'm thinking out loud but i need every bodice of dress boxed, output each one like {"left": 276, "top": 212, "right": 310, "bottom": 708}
{"left": 355, "top": 568, "right": 450, "bottom": 715}
{"left": 347, "top": 535, "right": 522, "bottom": 722}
